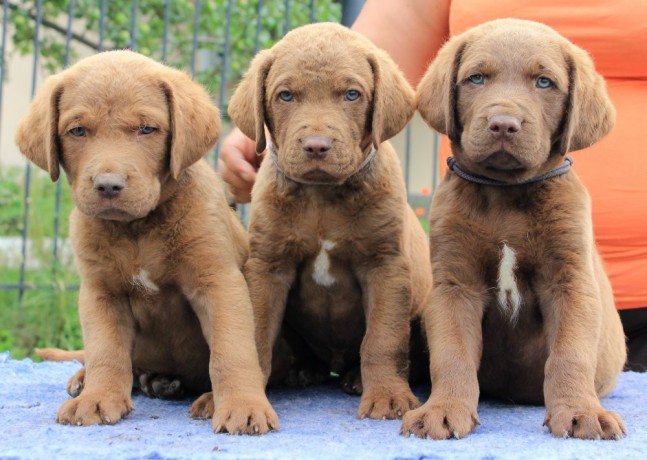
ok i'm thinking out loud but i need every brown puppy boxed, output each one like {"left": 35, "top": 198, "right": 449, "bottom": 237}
{"left": 16, "top": 50, "right": 278, "bottom": 434}
{"left": 226, "top": 22, "right": 432, "bottom": 420}
{"left": 401, "top": 19, "right": 626, "bottom": 440}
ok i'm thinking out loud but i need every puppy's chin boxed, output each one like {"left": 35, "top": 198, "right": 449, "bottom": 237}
{"left": 300, "top": 168, "right": 341, "bottom": 184}
{"left": 77, "top": 202, "right": 154, "bottom": 222}
{"left": 95, "top": 208, "right": 141, "bottom": 222}
{"left": 480, "top": 151, "right": 525, "bottom": 172}
{"left": 281, "top": 159, "right": 356, "bottom": 185}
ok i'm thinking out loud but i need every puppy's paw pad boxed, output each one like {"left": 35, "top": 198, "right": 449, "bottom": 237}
{"left": 212, "top": 396, "right": 279, "bottom": 435}
{"left": 56, "top": 392, "right": 133, "bottom": 426}
{"left": 545, "top": 406, "right": 626, "bottom": 440}
{"left": 358, "top": 387, "right": 420, "bottom": 420}
{"left": 400, "top": 399, "right": 478, "bottom": 440}
{"left": 189, "top": 392, "right": 214, "bottom": 419}
{"left": 66, "top": 368, "right": 85, "bottom": 397}
{"left": 341, "top": 368, "right": 363, "bottom": 395}
{"left": 138, "top": 372, "right": 183, "bottom": 399}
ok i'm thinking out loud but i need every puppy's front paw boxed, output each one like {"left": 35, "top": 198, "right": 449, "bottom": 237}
{"left": 56, "top": 392, "right": 133, "bottom": 426}
{"left": 189, "top": 391, "right": 214, "bottom": 419}
{"left": 400, "top": 398, "right": 479, "bottom": 439}
{"left": 544, "top": 404, "right": 626, "bottom": 440}
{"left": 211, "top": 393, "right": 279, "bottom": 435}
{"left": 357, "top": 385, "right": 420, "bottom": 420}
{"left": 66, "top": 367, "right": 85, "bottom": 397}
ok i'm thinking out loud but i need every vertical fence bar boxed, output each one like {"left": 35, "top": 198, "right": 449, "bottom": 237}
{"left": 283, "top": 0, "right": 291, "bottom": 35}
{"left": 341, "top": 0, "right": 364, "bottom": 26}
{"left": 214, "top": 0, "right": 233, "bottom": 165}
{"left": 253, "top": 0, "right": 263, "bottom": 54}
{"left": 19, "top": 0, "right": 44, "bottom": 303}
{"left": 129, "top": 0, "right": 139, "bottom": 51}
{"left": 98, "top": 0, "right": 107, "bottom": 51}
{"left": 161, "top": 0, "right": 171, "bottom": 62}
{"left": 0, "top": 0, "right": 9, "bottom": 155}
{"left": 241, "top": 0, "right": 267, "bottom": 225}
{"left": 309, "top": 0, "right": 316, "bottom": 23}
{"left": 190, "top": 0, "right": 202, "bottom": 77}
{"left": 53, "top": 0, "right": 76, "bottom": 274}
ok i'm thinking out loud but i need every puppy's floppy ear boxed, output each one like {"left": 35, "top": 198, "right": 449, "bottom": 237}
{"left": 228, "top": 50, "right": 273, "bottom": 154}
{"left": 367, "top": 50, "right": 415, "bottom": 147}
{"left": 15, "top": 74, "right": 63, "bottom": 182}
{"left": 161, "top": 72, "right": 221, "bottom": 180}
{"left": 558, "top": 44, "right": 615, "bottom": 153}
{"left": 416, "top": 37, "right": 466, "bottom": 142}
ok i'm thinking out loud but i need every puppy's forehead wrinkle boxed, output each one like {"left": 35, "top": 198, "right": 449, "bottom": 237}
{"left": 59, "top": 99, "right": 168, "bottom": 130}
{"left": 269, "top": 69, "right": 371, "bottom": 95}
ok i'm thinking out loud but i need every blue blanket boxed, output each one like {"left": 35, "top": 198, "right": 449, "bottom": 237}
{"left": 1, "top": 352, "right": 645, "bottom": 459}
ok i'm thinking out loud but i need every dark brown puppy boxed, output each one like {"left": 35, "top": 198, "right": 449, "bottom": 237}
{"left": 16, "top": 50, "right": 277, "bottom": 434}
{"left": 402, "top": 19, "right": 626, "bottom": 440}
{"left": 229, "top": 22, "right": 432, "bottom": 420}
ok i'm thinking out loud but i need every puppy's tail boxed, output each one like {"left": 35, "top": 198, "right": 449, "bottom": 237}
{"left": 35, "top": 348, "right": 85, "bottom": 363}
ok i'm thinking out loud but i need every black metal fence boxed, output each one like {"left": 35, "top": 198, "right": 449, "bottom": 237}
{"left": 0, "top": 0, "right": 439, "bottom": 305}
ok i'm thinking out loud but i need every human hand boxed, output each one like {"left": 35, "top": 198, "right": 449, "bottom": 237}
{"left": 218, "top": 127, "right": 265, "bottom": 203}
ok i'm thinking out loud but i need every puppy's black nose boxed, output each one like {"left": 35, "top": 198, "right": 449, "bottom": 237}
{"left": 302, "top": 136, "right": 332, "bottom": 160}
{"left": 488, "top": 115, "right": 521, "bottom": 140}
{"left": 94, "top": 173, "right": 125, "bottom": 199}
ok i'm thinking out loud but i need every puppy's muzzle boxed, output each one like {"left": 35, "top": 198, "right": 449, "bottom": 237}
{"left": 302, "top": 136, "right": 332, "bottom": 160}
{"left": 93, "top": 173, "right": 126, "bottom": 199}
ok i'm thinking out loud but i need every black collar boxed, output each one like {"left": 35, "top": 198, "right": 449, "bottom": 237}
{"left": 447, "top": 156, "right": 573, "bottom": 186}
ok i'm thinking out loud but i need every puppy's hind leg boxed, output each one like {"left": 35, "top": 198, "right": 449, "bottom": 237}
{"left": 135, "top": 369, "right": 184, "bottom": 399}
{"left": 66, "top": 367, "right": 85, "bottom": 397}
{"left": 190, "top": 392, "right": 214, "bottom": 419}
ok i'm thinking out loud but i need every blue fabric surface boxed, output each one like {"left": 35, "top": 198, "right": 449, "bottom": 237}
{"left": 0, "top": 351, "right": 645, "bottom": 459}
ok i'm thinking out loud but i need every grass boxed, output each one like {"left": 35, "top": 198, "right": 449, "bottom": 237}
{"left": 0, "top": 166, "right": 80, "bottom": 360}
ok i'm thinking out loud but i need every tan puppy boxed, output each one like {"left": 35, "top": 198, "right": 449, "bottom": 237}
{"left": 226, "top": 22, "right": 432, "bottom": 420}
{"left": 401, "top": 19, "right": 626, "bottom": 440}
{"left": 16, "top": 50, "right": 278, "bottom": 434}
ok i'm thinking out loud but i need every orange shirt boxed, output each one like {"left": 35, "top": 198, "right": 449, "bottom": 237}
{"left": 439, "top": 0, "right": 647, "bottom": 309}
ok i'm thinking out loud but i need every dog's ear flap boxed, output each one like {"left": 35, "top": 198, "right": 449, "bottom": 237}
{"left": 558, "top": 44, "right": 615, "bottom": 154}
{"left": 228, "top": 50, "right": 273, "bottom": 154}
{"left": 15, "top": 75, "right": 63, "bottom": 182}
{"left": 416, "top": 38, "right": 466, "bottom": 142}
{"left": 367, "top": 51, "right": 415, "bottom": 147}
{"left": 161, "top": 73, "right": 221, "bottom": 180}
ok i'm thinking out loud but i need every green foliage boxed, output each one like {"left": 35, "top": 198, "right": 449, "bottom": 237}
{"left": 0, "top": 173, "right": 22, "bottom": 235}
{"left": 0, "top": 284, "right": 81, "bottom": 360}
{"left": 0, "top": 167, "right": 80, "bottom": 360}
{"left": 7, "top": 0, "right": 342, "bottom": 102}
{"left": 0, "top": 167, "right": 74, "bottom": 237}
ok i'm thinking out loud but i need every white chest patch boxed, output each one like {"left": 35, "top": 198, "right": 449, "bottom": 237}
{"left": 133, "top": 269, "right": 159, "bottom": 293}
{"left": 497, "top": 243, "right": 522, "bottom": 324}
{"left": 312, "top": 240, "right": 336, "bottom": 287}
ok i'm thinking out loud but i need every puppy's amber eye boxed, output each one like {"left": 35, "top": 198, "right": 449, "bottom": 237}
{"left": 344, "top": 90, "right": 361, "bottom": 101}
{"left": 138, "top": 126, "right": 157, "bottom": 135}
{"left": 468, "top": 74, "right": 485, "bottom": 85}
{"left": 278, "top": 91, "right": 294, "bottom": 102}
{"left": 69, "top": 126, "right": 86, "bottom": 137}
{"left": 536, "top": 77, "right": 554, "bottom": 89}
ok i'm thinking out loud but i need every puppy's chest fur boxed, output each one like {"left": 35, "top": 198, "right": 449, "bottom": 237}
{"left": 432, "top": 178, "right": 584, "bottom": 323}
{"left": 73, "top": 211, "right": 181, "bottom": 299}
{"left": 266, "top": 186, "right": 402, "bottom": 286}
{"left": 259, "top": 183, "right": 404, "bottom": 352}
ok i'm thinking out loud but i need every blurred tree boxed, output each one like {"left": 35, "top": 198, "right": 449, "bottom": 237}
{"left": 6, "top": 0, "right": 341, "bottom": 104}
